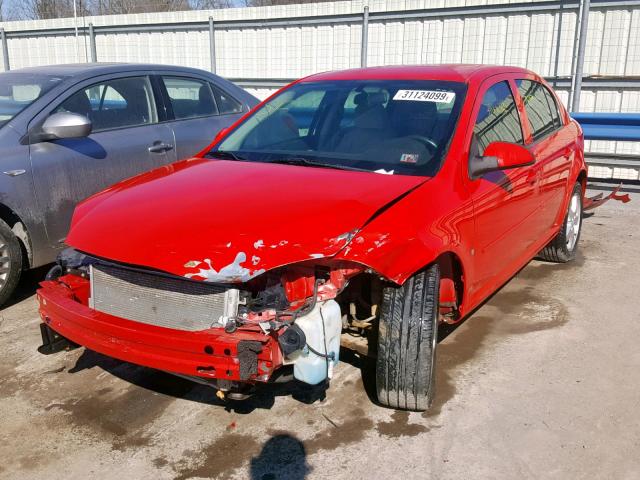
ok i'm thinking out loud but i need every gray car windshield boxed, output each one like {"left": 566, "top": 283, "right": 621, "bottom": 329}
{"left": 0, "top": 73, "right": 65, "bottom": 127}
{"left": 211, "top": 79, "right": 466, "bottom": 176}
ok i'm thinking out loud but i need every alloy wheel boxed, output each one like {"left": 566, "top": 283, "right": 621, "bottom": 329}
{"left": 565, "top": 192, "right": 581, "bottom": 251}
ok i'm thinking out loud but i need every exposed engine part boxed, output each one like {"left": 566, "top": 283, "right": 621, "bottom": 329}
{"left": 278, "top": 324, "right": 307, "bottom": 357}
{"left": 45, "top": 265, "right": 63, "bottom": 281}
{"left": 439, "top": 277, "right": 461, "bottom": 324}
{"left": 348, "top": 301, "right": 377, "bottom": 329}
{"left": 292, "top": 299, "right": 342, "bottom": 385}
{"left": 340, "top": 334, "right": 372, "bottom": 358}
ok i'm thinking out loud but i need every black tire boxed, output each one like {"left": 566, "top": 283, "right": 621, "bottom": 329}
{"left": 538, "top": 182, "right": 583, "bottom": 263}
{"left": 376, "top": 264, "right": 439, "bottom": 411}
{"left": 0, "top": 219, "right": 22, "bottom": 307}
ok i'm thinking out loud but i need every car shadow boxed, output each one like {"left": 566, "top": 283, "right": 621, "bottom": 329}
{"left": 1, "top": 264, "right": 51, "bottom": 310}
{"left": 69, "top": 348, "right": 329, "bottom": 414}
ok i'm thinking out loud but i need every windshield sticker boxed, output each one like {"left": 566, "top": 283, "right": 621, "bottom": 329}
{"left": 393, "top": 90, "right": 455, "bottom": 103}
{"left": 400, "top": 153, "right": 419, "bottom": 164}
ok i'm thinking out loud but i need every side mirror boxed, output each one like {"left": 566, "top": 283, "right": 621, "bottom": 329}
{"left": 469, "top": 141, "right": 534, "bottom": 179}
{"left": 41, "top": 112, "right": 92, "bottom": 141}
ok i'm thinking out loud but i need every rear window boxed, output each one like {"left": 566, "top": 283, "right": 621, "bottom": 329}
{"left": 516, "top": 79, "right": 561, "bottom": 141}
{"left": 210, "top": 84, "right": 243, "bottom": 115}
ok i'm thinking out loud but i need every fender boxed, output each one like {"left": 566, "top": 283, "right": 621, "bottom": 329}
{"left": 335, "top": 173, "right": 476, "bottom": 297}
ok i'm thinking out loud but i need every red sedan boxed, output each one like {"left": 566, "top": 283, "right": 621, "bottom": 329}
{"left": 37, "top": 65, "right": 585, "bottom": 411}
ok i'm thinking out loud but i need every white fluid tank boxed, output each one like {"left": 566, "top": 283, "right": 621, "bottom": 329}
{"left": 293, "top": 299, "right": 342, "bottom": 385}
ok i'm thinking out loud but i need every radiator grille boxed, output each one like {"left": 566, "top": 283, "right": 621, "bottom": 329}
{"left": 89, "top": 264, "right": 238, "bottom": 331}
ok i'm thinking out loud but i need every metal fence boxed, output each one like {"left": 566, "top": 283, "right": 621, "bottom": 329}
{"left": 0, "top": 0, "right": 639, "bottom": 184}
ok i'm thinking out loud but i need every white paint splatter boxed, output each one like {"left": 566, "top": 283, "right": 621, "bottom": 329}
{"left": 226, "top": 242, "right": 232, "bottom": 248}
{"left": 251, "top": 255, "right": 261, "bottom": 266}
{"left": 254, "top": 240, "right": 264, "bottom": 249}
{"left": 309, "top": 253, "right": 324, "bottom": 259}
{"left": 184, "top": 252, "right": 265, "bottom": 283}
{"left": 374, "top": 233, "right": 391, "bottom": 248}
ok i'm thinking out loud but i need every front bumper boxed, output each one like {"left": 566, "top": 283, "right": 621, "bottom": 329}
{"left": 36, "top": 278, "right": 282, "bottom": 383}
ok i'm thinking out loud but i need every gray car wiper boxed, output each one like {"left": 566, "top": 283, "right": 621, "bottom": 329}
{"left": 267, "top": 157, "right": 369, "bottom": 172}
{"left": 206, "top": 150, "right": 247, "bottom": 161}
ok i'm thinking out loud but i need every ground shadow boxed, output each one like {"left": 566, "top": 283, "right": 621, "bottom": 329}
{"left": 249, "top": 434, "right": 310, "bottom": 480}
{"left": 1, "top": 264, "right": 51, "bottom": 310}
{"left": 69, "top": 348, "right": 329, "bottom": 414}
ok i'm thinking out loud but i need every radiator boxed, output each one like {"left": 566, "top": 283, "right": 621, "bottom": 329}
{"left": 89, "top": 264, "right": 239, "bottom": 331}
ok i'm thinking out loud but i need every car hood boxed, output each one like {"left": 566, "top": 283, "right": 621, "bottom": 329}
{"left": 67, "top": 158, "right": 427, "bottom": 282}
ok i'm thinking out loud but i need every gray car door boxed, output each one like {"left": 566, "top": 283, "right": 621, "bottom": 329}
{"left": 28, "top": 74, "right": 177, "bottom": 247}
{"left": 159, "top": 75, "right": 246, "bottom": 160}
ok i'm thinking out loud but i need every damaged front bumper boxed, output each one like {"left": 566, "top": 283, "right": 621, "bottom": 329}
{"left": 584, "top": 183, "right": 631, "bottom": 211}
{"left": 37, "top": 276, "right": 283, "bottom": 385}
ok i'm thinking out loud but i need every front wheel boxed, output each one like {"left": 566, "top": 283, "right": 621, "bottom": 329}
{"left": 538, "top": 182, "right": 583, "bottom": 263}
{"left": 0, "top": 219, "right": 23, "bottom": 307}
{"left": 376, "top": 264, "right": 439, "bottom": 411}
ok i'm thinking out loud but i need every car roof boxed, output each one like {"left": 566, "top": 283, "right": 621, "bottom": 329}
{"left": 8, "top": 62, "right": 218, "bottom": 79}
{"left": 302, "top": 64, "right": 535, "bottom": 84}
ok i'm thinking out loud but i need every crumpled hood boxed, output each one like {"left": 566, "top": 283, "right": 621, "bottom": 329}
{"left": 67, "top": 158, "right": 426, "bottom": 282}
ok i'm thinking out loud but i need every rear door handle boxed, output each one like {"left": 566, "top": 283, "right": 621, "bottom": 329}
{"left": 148, "top": 142, "right": 174, "bottom": 153}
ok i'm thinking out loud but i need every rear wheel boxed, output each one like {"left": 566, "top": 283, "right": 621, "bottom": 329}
{"left": 376, "top": 264, "right": 439, "bottom": 411}
{"left": 538, "top": 182, "right": 582, "bottom": 263}
{"left": 0, "top": 219, "right": 23, "bottom": 307}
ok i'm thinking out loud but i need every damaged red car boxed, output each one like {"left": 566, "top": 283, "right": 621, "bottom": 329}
{"left": 37, "top": 65, "right": 586, "bottom": 411}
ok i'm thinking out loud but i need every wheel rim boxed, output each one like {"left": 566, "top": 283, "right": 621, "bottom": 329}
{"left": 565, "top": 191, "right": 581, "bottom": 251}
{"left": 0, "top": 234, "right": 10, "bottom": 291}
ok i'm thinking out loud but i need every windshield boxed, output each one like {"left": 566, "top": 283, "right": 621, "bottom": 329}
{"left": 212, "top": 79, "right": 466, "bottom": 176}
{"left": 0, "top": 73, "right": 65, "bottom": 128}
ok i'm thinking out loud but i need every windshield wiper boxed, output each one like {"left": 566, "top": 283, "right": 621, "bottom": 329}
{"left": 206, "top": 150, "right": 247, "bottom": 161}
{"left": 267, "top": 157, "right": 369, "bottom": 172}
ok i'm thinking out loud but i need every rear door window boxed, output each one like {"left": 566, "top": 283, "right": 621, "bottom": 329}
{"left": 210, "top": 84, "right": 243, "bottom": 115}
{"left": 473, "top": 81, "right": 524, "bottom": 153}
{"left": 56, "top": 76, "right": 157, "bottom": 132}
{"left": 162, "top": 76, "right": 218, "bottom": 120}
{"left": 516, "top": 79, "right": 560, "bottom": 140}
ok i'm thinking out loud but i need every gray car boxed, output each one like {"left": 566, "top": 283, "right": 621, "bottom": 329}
{"left": 0, "top": 63, "right": 259, "bottom": 304}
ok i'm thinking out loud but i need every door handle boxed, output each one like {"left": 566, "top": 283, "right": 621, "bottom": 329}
{"left": 3, "top": 169, "right": 26, "bottom": 177}
{"left": 148, "top": 142, "right": 174, "bottom": 153}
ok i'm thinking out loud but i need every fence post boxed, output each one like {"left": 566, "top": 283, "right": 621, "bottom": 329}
{"left": 89, "top": 23, "right": 97, "bottom": 62}
{"left": 209, "top": 17, "right": 216, "bottom": 74}
{"left": 570, "top": 0, "right": 590, "bottom": 112}
{"left": 361, "top": 6, "right": 369, "bottom": 68}
{"left": 1, "top": 28, "right": 9, "bottom": 71}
